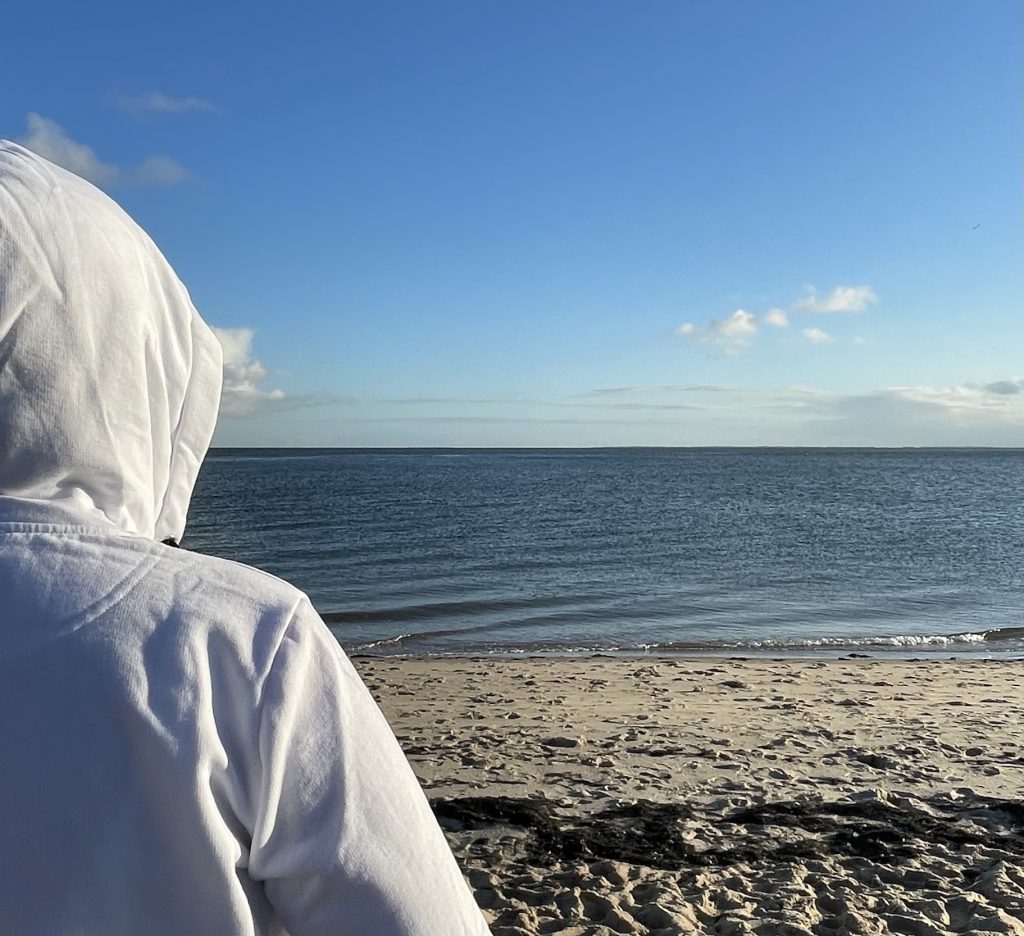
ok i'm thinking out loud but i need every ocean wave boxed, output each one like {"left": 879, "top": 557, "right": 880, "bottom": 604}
{"left": 640, "top": 628, "right": 1024, "bottom": 653}
{"left": 348, "top": 633, "right": 416, "bottom": 651}
{"left": 340, "top": 624, "right": 1024, "bottom": 657}
{"left": 982, "top": 625, "right": 1024, "bottom": 642}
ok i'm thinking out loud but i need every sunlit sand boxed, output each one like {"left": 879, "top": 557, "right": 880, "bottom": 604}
{"left": 358, "top": 656, "right": 1024, "bottom": 936}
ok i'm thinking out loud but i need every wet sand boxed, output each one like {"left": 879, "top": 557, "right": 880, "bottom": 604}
{"left": 355, "top": 656, "right": 1024, "bottom": 936}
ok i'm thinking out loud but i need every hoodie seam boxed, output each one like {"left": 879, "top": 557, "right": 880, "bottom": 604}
{"left": 0, "top": 525, "right": 143, "bottom": 539}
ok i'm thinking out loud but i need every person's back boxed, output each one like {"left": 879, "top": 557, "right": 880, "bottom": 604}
{"left": 0, "top": 140, "right": 491, "bottom": 936}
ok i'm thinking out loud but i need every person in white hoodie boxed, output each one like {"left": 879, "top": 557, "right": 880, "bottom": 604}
{"left": 0, "top": 140, "right": 492, "bottom": 936}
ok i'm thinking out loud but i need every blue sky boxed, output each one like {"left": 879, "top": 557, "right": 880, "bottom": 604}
{"left": 5, "top": 0, "right": 1022, "bottom": 446}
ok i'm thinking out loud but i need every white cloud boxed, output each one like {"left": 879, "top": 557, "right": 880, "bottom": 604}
{"left": 676, "top": 308, "right": 769, "bottom": 355}
{"left": 17, "top": 113, "right": 118, "bottom": 188}
{"left": 213, "top": 327, "right": 256, "bottom": 368}
{"left": 676, "top": 284, "right": 877, "bottom": 355}
{"left": 715, "top": 309, "right": 758, "bottom": 339}
{"left": 16, "top": 113, "right": 190, "bottom": 189}
{"left": 677, "top": 309, "right": 758, "bottom": 355}
{"left": 115, "top": 92, "right": 216, "bottom": 114}
{"left": 884, "top": 383, "right": 1017, "bottom": 411}
{"left": 796, "top": 285, "right": 877, "bottom": 314}
{"left": 212, "top": 327, "right": 286, "bottom": 417}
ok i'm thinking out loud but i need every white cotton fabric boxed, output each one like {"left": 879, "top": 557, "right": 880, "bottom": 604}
{"left": 0, "top": 141, "right": 491, "bottom": 936}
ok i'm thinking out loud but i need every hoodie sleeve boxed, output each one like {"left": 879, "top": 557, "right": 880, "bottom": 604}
{"left": 247, "top": 599, "right": 491, "bottom": 936}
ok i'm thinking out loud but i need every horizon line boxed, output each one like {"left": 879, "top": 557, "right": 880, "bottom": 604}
{"left": 207, "top": 444, "right": 1024, "bottom": 452}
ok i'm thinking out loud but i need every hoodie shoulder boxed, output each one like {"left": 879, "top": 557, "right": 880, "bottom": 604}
{"left": 164, "top": 546, "right": 326, "bottom": 688}
{"left": 169, "top": 544, "right": 310, "bottom": 612}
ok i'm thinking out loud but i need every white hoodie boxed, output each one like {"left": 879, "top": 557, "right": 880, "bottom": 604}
{"left": 0, "top": 141, "right": 491, "bottom": 936}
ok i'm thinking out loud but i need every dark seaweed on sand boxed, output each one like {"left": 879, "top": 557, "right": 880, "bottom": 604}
{"left": 431, "top": 795, "right": 1024, "bottom": 870}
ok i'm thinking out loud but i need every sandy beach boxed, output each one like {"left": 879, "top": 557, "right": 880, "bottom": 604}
{"left": 355, "top": 655, "right": 1024, "bottom": 936}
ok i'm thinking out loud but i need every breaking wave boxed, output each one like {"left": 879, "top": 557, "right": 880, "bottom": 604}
{"left": 344, "top": 624, "right": 1024, "bottom": 657}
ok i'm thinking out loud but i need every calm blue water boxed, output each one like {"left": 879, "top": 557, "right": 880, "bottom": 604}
{"left": 184, "top": 449, "right": 1024, "bottom": 657}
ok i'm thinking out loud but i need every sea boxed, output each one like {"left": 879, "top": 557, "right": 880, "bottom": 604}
{"left": 183, "top": 448, "right": 1024, "bottom": 659}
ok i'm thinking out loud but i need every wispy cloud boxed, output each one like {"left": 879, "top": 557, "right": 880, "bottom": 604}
{"left": 580, "top": 384, "right": 834, "bottom": 417}
{"left": 801, "top": 327, "right": 832, "bottom": 344}
{"left": 17, "top": 113, "right": 190, "bottom": 188}
{"left": 883, "top": 382, "right": 1022, "bottom": 411}
{"left": 576, "top": 401, "right": 706, "bottom": 412}
{"left": 752, "top": 380, "right": 1024, "bottom": 419}
{"left": 378, "top": 394, "right": 707, "bottom": 413}
{"left": 636, "top": 379, "right": 1023, "bottom": 443}
{"left": 114, "top": 91, "right": 217, "bottom": 115}
{"left": 17, "top": 114, "right": 117, "bottom": 188}
{"left": 583, "top": 384, "right": 740, "bottom": 396}
{"left": 980, "top": 379, "right": 1024, "bottom": 396}
{"left": 130, "top": 154, "right": 191, "bottom": 186}
{"left": 801, "top": 381, "right": 1024, "bottom": 446}
{"left": 262, "top": 378, "right": 1023, "bottom": 446}
{"left": 795, "top": 285, "right": 877, "bottom": 314}
{"left": 673, "top": 378, "right": 1005, "bottom": 442}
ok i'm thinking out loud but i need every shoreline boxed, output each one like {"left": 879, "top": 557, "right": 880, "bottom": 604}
{"left": 356, "top": 656, "right": 1024, "bottom": 936}
{"left": 350, "top": 649, "right": 1024, "bottom": 661}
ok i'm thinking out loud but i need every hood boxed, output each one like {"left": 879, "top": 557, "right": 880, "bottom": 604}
{"left": 0, "top": 141, "right": 223, "bottom": 542}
